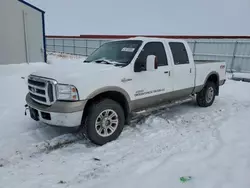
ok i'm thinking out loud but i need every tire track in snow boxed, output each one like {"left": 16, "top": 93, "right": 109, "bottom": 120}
{"left": 1, "top": 98, "right": 243, "bottom": 170}
{"left": 83, "top": 105, "right": 230, "bottom": 187}
{"left": 1, "top": 97, "right": 246, "bottom": 188}
{"left": 130, "top": 101, "right": 247, "bottom": 178}
{"left": 114, "top": 108, "right": 226, "bottom": 176}
{"left": 32, "top": 103, "right": 185, "bottom": 154}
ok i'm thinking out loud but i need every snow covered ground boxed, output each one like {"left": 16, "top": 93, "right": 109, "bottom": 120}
{"left": 1, "top": 53, "right": 250, "bottom": 188}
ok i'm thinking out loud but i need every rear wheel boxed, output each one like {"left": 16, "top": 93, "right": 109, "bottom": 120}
{"left": 84, "top": 99, "right": 125, "bottom": 145}
{"left": 196, "top": 81, "right": 216, "bottom": 107}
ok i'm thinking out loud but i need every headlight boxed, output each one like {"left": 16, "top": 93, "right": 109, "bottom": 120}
{"left": 56, "top": 84, "right": 79, "bottom": 101}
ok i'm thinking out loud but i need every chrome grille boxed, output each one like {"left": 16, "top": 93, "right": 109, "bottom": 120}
{"left": 28, "top": 75, "right": 57, "bottom": 105}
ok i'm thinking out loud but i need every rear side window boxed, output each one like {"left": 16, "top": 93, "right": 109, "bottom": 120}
{"left": 169, "top": 42, "right": 189, "bottom": 65}
{"left": 136, "top": 42, "right": 168, "bottom": 67}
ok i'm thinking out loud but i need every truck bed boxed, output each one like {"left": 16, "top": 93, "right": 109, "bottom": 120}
{"left": 194, "top": 60, "right": 226, "bottom": 87}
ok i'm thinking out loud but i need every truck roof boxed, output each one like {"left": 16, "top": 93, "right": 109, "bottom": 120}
{"left": 113, "top": 36, "right": 187, "bottom": 43}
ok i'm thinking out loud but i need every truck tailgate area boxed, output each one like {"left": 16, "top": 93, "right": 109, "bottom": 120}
{"left": 194, "top": 60, "right": 227, "bottom": 87}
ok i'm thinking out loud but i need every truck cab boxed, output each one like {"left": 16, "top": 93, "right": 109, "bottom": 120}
{"left": 25, "top": 37, "right": 226, "bottom": 145}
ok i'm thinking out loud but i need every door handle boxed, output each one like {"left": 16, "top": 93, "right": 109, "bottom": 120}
{"left": 164, "top": 71, "right": 170, "bottom": 76}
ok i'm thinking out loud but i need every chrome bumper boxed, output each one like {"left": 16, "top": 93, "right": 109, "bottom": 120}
{"left": 26, "top": 94, "right": 86, "bottom": 127}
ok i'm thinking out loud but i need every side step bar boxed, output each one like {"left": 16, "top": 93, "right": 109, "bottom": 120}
{"left": 130, "top": 96, "right": 195, "bottom": 124}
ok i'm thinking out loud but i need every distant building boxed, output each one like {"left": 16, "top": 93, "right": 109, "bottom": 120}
{"left": 0, "top": 0, "right": 46, "bottom": 65}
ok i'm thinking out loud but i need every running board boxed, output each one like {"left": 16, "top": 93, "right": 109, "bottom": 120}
{"left": 130, "top": 96, "right": 194, "bottom": 124}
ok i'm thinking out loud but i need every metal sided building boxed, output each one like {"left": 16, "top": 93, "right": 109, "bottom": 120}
{"left": 0, "top": 0, "right": 46, "bottom": 65}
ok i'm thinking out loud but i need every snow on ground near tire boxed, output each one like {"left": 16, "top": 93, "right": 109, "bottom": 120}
{"left": 1, "top": 54, "right": 250, "bottom": 188}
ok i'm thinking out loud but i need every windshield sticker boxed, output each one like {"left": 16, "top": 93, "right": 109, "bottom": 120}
{"left": 121, "top": 47, "right": 135, "bottom": 52}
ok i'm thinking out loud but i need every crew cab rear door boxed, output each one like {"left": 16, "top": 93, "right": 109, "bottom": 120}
{"left": 168, "top": 42, "right": 195, "bottom": 95}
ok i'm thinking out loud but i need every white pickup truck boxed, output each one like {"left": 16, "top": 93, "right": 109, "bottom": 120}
{"left": 25, "top": 37, "right": 226, "bottom": 145}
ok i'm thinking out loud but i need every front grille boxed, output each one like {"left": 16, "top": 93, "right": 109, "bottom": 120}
{"left": 30, "top": 93, "right": 46, "bottom": 102}
{"left": 28, "top": 86, "right": 45, "bottom": 95}
{"left": 28, "top": 75, "right": 57, "bottom": 105}
{"left": 28, "top": 79, "right": 46, "bottom": 87}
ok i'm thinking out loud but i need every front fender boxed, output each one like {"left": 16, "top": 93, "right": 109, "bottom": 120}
{"left": 86, "top": 86, "right": 131, "bottom": 102}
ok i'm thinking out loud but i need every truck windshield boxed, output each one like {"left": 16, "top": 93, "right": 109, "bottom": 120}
{"left": 84, "top": 40, "right": 142, "bottom": 66}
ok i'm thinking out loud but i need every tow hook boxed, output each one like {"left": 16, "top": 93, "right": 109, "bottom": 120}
{"left": 24, "top": 104, "right": 29, "bottom": 116}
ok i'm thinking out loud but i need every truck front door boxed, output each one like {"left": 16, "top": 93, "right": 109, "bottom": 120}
{"left": 130, "top": 41, "right": 174, "bottom": 111}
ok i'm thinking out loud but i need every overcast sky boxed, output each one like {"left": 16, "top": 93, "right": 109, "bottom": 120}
{"left": 28, "top": 0, "right": 250, "bottom": 36}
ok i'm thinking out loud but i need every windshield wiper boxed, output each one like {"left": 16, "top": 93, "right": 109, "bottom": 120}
{"left": 83, "top": 59, "right": 112, "bottom": 64}
{"left": 94, "top": 59, "right": 126, "bottom": 66}
{"left": 94, "top": 59, "right": 114, "bottom": 65}
{"left": 84, "top": 58, "right": 126, "bottom": 66}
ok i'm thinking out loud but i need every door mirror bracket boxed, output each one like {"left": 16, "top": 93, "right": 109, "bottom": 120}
{"left": 134, "top": 55, "right": 158, "bottom": 72}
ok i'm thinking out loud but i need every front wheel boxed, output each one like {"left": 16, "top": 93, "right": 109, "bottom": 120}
{"left": 196, "top": 81, "right": 216, "bottom": 107}
{"left": 84, "top": 99, "right": 125, "bottom": 146}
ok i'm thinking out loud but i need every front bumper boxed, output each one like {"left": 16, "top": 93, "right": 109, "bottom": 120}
{"left": 26, "top": 94, "right": 86, "bottom": 127}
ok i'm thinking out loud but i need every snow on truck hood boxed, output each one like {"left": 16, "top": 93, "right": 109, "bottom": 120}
{"left": 31, "top": 62, "right": 119, "bottom": 84}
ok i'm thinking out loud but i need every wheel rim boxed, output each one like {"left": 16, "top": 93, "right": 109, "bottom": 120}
{"left": 206, "top": 87, "right": 214, "bottom": 103}
{"left": 95, "top": 109, "right": 119, "bottom": 137}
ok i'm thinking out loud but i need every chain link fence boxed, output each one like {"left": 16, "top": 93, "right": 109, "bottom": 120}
{"left": 46, "top": 37, "right": 250, "bottom": 73}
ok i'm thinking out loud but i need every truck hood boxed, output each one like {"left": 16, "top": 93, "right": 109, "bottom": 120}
{"left": 31, "top": 62, "right": 120, "bottom": 84}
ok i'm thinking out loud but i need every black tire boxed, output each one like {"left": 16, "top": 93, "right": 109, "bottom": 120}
{"left": 196, "top": 81, "right": 216, "bottom": 107}
{"left": 84, "top": 99, "right": 125, "bottom": 146}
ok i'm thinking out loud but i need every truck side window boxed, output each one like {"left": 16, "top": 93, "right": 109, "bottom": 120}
{"left": 136, "top": 42, "right": 168, "bottom": 68}
{"left": 169, "top": 42, "right": 189, "bottom": 65}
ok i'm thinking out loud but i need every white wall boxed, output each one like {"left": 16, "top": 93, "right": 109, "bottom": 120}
{"left": 0, "top": 0, "right": 44, "bottom": 65}
{"left": 0, "top": 0, "right": 26, "bottom": 65}
{"left": 20, "top": 1, "right": 44, "bottom": 63}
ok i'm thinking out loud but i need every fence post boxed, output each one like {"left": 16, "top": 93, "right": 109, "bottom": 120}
{"left": 53, "top": 38, "right": 56, "bottom": 52}
{"left": 230, "top": 41, "right": 238, "bottom": 72}
{"left": 62, "top": 39, "right": 64, "bottom": 53}
{"left": 99, "top": 40, "right": 102, "bottom": 48}
{"left": 86, "top": 40, "right": 88, "bottom": 56}
{"left": 73, "top": 39, "right": 76, "bottom": 55}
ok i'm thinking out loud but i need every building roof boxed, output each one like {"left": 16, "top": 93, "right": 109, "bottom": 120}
{"left": 18, "top": 0, "right": 45, "bottom": 13}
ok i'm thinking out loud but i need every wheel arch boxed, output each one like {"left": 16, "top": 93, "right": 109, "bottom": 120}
{"left": 205, "top": 71, "right": 219, "bottom": 95}
{"left": 82, "top": 86, "right": 131, "bottom": 125}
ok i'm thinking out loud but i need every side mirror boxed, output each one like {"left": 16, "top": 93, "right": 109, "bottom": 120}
{"left": 146, "top": 55, "right": 158, "bottom": 71}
